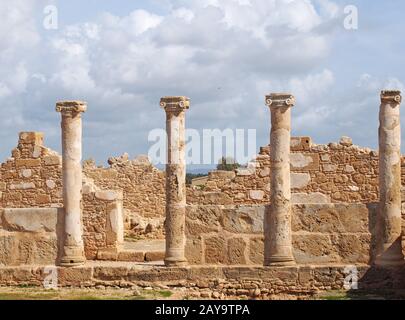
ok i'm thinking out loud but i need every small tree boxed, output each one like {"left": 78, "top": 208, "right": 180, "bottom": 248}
{"left": 216, "top": 156, "right": 240, "bottom": 171}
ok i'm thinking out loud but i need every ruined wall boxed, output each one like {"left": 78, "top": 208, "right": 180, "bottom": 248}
{"left": 0, "top": 132, "right": 124, "bottom": 263}
{"left": 83, "top": 154, "right": 165, "bottom": 223}
{"left": 187, "top": 137, "right": 382, "bottom": 205}
{"left": 185, "top": 203, "right": 378, "bottom": 266}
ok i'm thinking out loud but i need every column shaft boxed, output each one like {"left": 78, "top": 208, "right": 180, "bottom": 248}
{"left": 264, "top": 94, "right": 296, "bottom": 266}
{"left": 161, "top": 96, "right": 189, "bottom": 267}
{"left": 376, "top": 90, "right": 404, "bottom": 266}
{"left": 56, "top": 101, "right": 87, "bottom": 267}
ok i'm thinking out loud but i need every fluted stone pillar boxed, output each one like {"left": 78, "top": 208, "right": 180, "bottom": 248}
{"left": 160, "top": 96, "right": 190, "bottom": 267}
{"left": 376, "top": 90, "right": 404, "bottom": 266}
{"left": 264, "top": 93, "right": 296, "bottom": 266}
{"left": 56, "top": 101, "right": 87, "bottom": 267}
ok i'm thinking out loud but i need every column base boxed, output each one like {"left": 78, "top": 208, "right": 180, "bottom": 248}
{"left": 60, "top": 255, "right": 86, "bottom": 267}
{"left": 264, "top": 255, "right": 296, "bottom": 267}
{"left": 60, "top": 245, "right": 86, "bottom": 267}
{"left": 164, "top": 257, "right": 188, "bottom": 267}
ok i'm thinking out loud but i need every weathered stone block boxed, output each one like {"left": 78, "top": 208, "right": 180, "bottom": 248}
{"left": 2, "top": 208, "right": 62, "bottom": 233}
{"left": 249, "top": 237, "right": 264, "bottom": 265}
{"left": 43, "top": 156, "right": 61, "bottom": 166}
{"left": 205, "top": 236, "right": 227, "bottom": 264}
{"left": 292, "top": 204, "right": 370, "bottom": 233}
{"left": 228, "top": 238, "right": 247, "bottom": 264}
{"left": 185, "top": 238, "right": 203, "bottom": 264}
{"left": 19, "top": 132, "right": 44, "bottom": 146}
{"left": 15, "top": 159, "right": 41, "bottom": 168}
{"left": 290, "top": 153, "right": 319, "bottom": 171}
{"left": 291, "top": 137, "right": 312, "bottom": 151}
{"left": 249, "top": 190, "right": 264, "bottom": 200}
{"left": 291, "top": 193, "right": 330, "bottom": 204}
{"left": 293, "top": 234, "right": 339, "bottom": 264}
{"left": 117, "top": 250, "right": 144, "bottom": 262}
{"left": 291, "top": 173, "right": 311, "bottom": 189}
{"left": 221, "top": 206, "right": 264, "bottom": 234}
{"left": 95, "top": 190, "right": 122, "bottom": 201}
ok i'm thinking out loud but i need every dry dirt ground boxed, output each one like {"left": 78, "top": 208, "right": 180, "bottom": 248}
{"left": 0, "top": 287, "right": 404, "bottom": 300}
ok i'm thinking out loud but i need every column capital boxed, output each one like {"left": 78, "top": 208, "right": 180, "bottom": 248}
{"left": 160, "top": 96, "right": 190, "bottom": 113}
{"left": 381, "top": 90, "right": 402, "bottom": 104}
{"left": 56, "top": 101, "right": 87, "bottom": 114}
{"left": 265, "top": 93, "right": 295, "bottom": 108}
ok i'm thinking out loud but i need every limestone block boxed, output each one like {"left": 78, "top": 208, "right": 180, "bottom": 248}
{"left": 249, "top": 190, "right": 264, "bottom": 200}
{"left": 185, "top": 238, "right": 203, "bottom": 264}
{"left": 15, "top": 159, "right": 41, "bottom": 168}
{"left": 291, "top": 173, "right": 311, "bottom": 189}
{"left": 227, "top": 238, "right": 247, "bottom": 264}
{"left": 290, "top": 153, "right": 319, "bottom": 171}
{"left": 330, "top": 234, "right": 371, "bottom": 264}
{"left": 43, "top": 156, "right": 61, "bottom": 166}
{"left": 291, "top": 137, "right": 312, "bottom": 151}
{"left": 221, "top": 206, "right": 264, "bottom": 234}
{"left": 339, "top": 136, "right": 353, "bottom": 147}
{"left": 201, "top": 192, "right": 233, "bottom": 205}
{"left": 95, "top": 190, "right": 122, "bottom": 201}
{"left": 293, "top": 234, "right": 339, "bottom": 264}
{"left": 117, "top": 250, "right": 144, "bottom": 262}
{"left": 2, "top": 208, "right": 62, "bottom": 233}
{"left": 9, "top": 182, "right": 35, "bottom": 190}
{"left": 323, "top": 164, "right": 337, "bottom": 172}
{"left": 21, "top": 169, "right": 32, "bottom": 178}
{"left": 249, "top": 237, "right": 264, "bottom": 265}
{"left": 19, "top": 132, "right": 44, "bottom": 145}
{"left": 344, "top": 165, "right": 355, "bottom": 173}
{"left": 236, "top": 168, "right": 254, "bottom": 176}
{"left": 291, "top": 193, "right": 330, "bottom": 204}
{"left": 292, "top": 204, "right": 370, "bottom": 233}
{"left": 320, "top": 154, "right": 330, "bottom": 161}
{"left": 204, "top": 236, "right": 227, "bottom": 264}
{"left": 46, "top": 180, "right": 56, "bottom": 189}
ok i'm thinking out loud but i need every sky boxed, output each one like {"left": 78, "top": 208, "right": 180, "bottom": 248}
{"left": 0, "top": 0, "right": 404, "bottom": 171}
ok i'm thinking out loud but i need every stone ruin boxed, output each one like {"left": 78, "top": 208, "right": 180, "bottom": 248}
{"left": 0, "top": 92, "right": 405, "bottom": 298}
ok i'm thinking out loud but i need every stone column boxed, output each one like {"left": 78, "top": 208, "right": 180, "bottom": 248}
{"left": 264, "top": 93, "right": 296, "bottom": 266}
{"left": 376, "top": 90, "right": 404, "bottom": 266}
{"left": 160, "top": 96, "right": 190, "bottom": 267}
{"left": 56, "top": 101, "right": 87, "bottom": 267}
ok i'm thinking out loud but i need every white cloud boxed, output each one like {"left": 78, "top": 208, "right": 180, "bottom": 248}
{"left": 1, "top": 0, "right": 402, "bottom": 164}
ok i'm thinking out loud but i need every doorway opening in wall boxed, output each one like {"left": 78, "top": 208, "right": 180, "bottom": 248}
{"left": 122, "top": 211, "right": 165, "bottom": 264}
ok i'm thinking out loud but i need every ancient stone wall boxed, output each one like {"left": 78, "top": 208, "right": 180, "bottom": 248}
{"left": 83, "top": 154, "right": 165, "bottom": 224}
{"left": 185, "top": 203, "right": 378, "bottom": 265}
{"left": 0, "top": 132, "right": 124, "bottom": 263}
{"left": 187, "top": 137, "right": 383, "bottom": 205}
